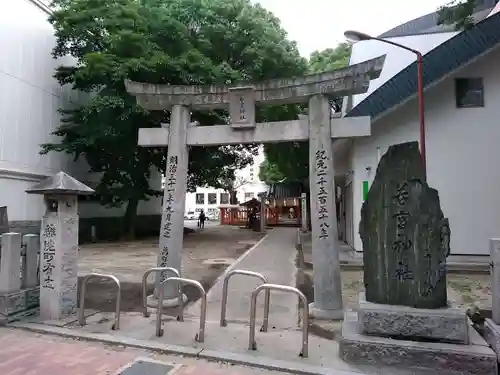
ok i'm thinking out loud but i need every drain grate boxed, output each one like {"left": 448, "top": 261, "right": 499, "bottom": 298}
{"left": 118, "top": 359, "right": 175, "bottom": 375}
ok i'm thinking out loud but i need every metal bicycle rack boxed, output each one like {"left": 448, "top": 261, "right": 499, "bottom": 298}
{"left": 78, "top": 273, "right": 121, "bottom": 330}
{"left": 220, "top": 269, "right": 270, "bottom": 332}
{"left": 141, "top": 267, "right": 180, "bottom": 318}
{"left": 248, "top": 283, "right": 309, "bottom": 358}
{"left": 156, "top": 277, "right": 207, "bottom": 342}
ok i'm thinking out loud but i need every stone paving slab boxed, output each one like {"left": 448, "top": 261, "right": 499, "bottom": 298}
{"left": 0, "top": 327, "right": 309, "bottom": 375}
{"left": 187, "top": 228, "right": 299, "bottom": 330}
{"left": 11, "top": 315, "right": 425, "bottom": 375}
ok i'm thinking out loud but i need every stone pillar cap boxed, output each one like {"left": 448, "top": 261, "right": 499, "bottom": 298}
{"left": 25, "top": 171, "right": 94, "bottom": 196}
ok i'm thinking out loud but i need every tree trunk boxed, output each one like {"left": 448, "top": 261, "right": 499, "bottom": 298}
{"left": 229, "top": 190, "right": 238, "bottom": 204}
{"left": 122, "top": 198, "right": 139, "bottom": 240}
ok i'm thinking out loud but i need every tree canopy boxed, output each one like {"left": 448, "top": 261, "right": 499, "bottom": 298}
{"left": 42, "top": 0, "right": 307, "bottom": 236}
{"left": 438, "top": 0, "right": 478, "bottom": 30}
{"left": 258, "top": 43, "right": 351, "bottom": 186}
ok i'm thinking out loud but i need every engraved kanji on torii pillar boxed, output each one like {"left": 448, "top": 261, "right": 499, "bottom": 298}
{"left": 125, "top": 55, "right": 385, "bottom": 318}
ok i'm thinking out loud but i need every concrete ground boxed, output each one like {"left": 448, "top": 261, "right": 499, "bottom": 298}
{"left": 298, "top": 237, "right": 492, "bottom": 312}
{"left": 187, "top": 226, "right": 298, "bottom": 329}
{"left": 0, "top": 327, "right": 291, "bottom": 375}
{"left": 77, "top": 222, "right": 265, "bottom": 312}
{"left": 11, "top": 227, "right": 424, "bottom": 375}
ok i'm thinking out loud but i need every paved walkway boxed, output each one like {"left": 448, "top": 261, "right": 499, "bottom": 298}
{"left": 0, "top": 328, "right": 289, "bottom": 375}
{"left": 187, "top": 227, "right": 299, "bottom": 329}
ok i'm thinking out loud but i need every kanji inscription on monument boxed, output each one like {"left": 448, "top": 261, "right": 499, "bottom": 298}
{"left": 228, "top": 86, "right": 256, "bottom": 128}
{"left": 359, "top": 142, "right": 451, "bottom": 309}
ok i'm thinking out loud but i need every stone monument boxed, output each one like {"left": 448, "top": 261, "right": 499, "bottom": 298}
{"left": 126, "top": 55, "right": 385, "bottom": 319}
{"left": 483, "top": 239, "right": 500, "bottom": 361}
{"left": 26, "top": 171, "right": 94, "bottom": 320}
{"left": 339, "top": 142, "right": 496, "bottom": 375}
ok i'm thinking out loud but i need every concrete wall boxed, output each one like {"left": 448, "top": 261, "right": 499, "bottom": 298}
{"left": 348, "top": 44, "right": 500, "bottom": 256}
{"left": 346, "top": 32, "right": 457, "bottom": 110}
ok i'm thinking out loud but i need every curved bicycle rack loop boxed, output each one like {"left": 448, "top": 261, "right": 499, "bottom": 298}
{"left": 248, "top": 283, "right": 309, "bottom": 358}
{"left": 220, "top": 269, "right": 270, "bottom": 332}
{"left": 156, "top": 277, "right": 207, "bottom": 342}
{"left": 78, "top": 273, "right": 121, "bottom": 330}
{"left": 141, "top": 267, "right": 181, "bottom": 318}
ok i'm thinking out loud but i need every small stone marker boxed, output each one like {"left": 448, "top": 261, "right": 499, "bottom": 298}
{"left": 300, "top": 193, "right": 307, "bottom": 231}
{"left": 0, "top": 233, "right": 22, "bottom": 293}
{"left": 0, "top": 206, "right": 8, "bottom": 234}
{"left": 26, "top": 171, "right": 94, "bottom": 320}
{"left": 490, "top": 238, "right": 500, "bottom": 324}
{"left": 359, "top": 142, "right": 450, "bottom": 309}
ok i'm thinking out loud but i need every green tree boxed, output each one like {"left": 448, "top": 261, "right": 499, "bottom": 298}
{"left": 42, "top": 0, "right": 306, "bottom": 238}
{"left": 258, "top": 159, "right": 285, "bottom": 184}
{"left": 259, "top": 43, "right": 351, "bottom": 185}
{"left": 308, "top": 43, "right": 351, "bottom": 73}
{"left": 438, "top": 0, "right": 478, "bottom": 30}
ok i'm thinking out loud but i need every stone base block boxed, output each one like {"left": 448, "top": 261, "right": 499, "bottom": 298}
{"left": 0, "top": 287, "right": 40, "bottom": 322}
{"left": 483, "top": 319, "right": 500, "bottom": 361}
{"left": 147, "top": 293, "right": 188, "bottom": 308}
{"left": 308, "top": 302, "right": 343, "bottom": 320}
{"left": 340, "top": 311, "right": 497, "bottom": 375}
{"left": 358, "top": 292, "right": 468, "bottom": 343}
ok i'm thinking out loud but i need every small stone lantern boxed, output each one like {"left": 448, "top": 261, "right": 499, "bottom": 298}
{"left": 26, "top": 171, "right": 94, "bottom": 320}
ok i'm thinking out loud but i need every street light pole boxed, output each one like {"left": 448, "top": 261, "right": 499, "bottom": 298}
{"left": 344, "top": 30, "right": 426, "bottom": 173}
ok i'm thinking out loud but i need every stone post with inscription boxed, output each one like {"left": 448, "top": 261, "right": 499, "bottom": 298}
{"left": 300, "top": 192, "right": 308, "bottom": 232}
{"left": 258, "top": 192, "right": 266, "bottom": 233}
{"left": 308, "top": 95, "right": 343, "bottom": 319}
{"left": 26, "top": 171, "right": 94, "bottom": 320}
{"left": 148, "top": 105, "right": 190, "bottom": 307}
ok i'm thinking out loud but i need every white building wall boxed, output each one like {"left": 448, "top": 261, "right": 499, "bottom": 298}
{"left": 184, "top": 146, "right": 267, "bottom": 216}
{"left": 0, "top": 0, "right": 86, "bottom": 222}
{"left": 349, "top": 44, "right": 500, "bottom": 256}
{"left": 347, "top": 32, "right": 457, "bottom": 110}
{"left": 0, "top": 0, "right": 161, "bottom": 223}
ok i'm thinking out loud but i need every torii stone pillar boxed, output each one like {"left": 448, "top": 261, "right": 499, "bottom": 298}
{"left": 125, "top": 55, "right": 385, "bottom": 318}
{"left": 26, "top": 171, "right": 94, "bottom": 320}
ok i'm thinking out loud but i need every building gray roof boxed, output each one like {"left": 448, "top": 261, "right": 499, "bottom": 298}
{"left": 346, "top": 12, "right": 500, "bottom": 122}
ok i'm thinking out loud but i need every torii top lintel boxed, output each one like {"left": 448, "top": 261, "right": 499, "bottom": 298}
{"left": 125, "top": 55, "right": 385, "bottom": 110}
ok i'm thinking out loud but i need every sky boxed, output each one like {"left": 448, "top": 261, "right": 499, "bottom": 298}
{"left": 254, "top": 0, "right": 451, "bottom": 57}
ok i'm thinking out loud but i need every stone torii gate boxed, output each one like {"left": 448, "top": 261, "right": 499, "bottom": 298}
{"left": 125, "top": 55, "right": 385, "bottom": 320}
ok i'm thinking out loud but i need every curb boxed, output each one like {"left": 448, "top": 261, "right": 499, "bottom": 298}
{"left": 7, "top": 322, "right": 348, "bottom": 375}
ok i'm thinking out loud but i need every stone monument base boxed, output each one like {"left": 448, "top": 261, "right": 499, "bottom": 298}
{"left": 0, "top": 287, "right": 40, "bottom": 324}
{"left": 357, "top": 292, "right": 469, "bottom": 343}
{"left": 308, "top": 302, "right": 343, "bottom": 320}
{"left": 147, "top": 293, "right": 188, "bottom": 309}
{"left": 483, "top": 319, "right": 500, "bottom": 361}
{"left": 339, "top": 310, "right": 497, "bottom": 375}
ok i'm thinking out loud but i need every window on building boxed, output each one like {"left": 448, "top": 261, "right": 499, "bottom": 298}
{"left": 195, "top": 208, "right": 203, "bottom": 212}
{"left": 455, "top": 78, "right": 484, "bottom": 108}
{"left": 195, "top": 193, "right": 205, "bottom": 204}
{"left": 244, "top": 192, "right": 254, "bottom": 200}
{"left": 219, "top": 193, "right": 229, "bottom": 204}
{"left": 208, "top": 193, "right": 217, "bottom": 204}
